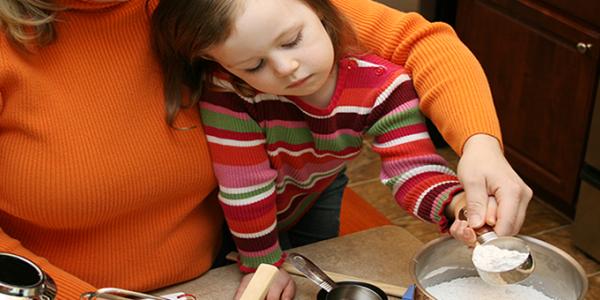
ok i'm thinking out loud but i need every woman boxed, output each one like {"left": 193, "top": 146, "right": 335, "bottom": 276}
{"left": 0, "top": 0, "right": 531, "bottom": 299}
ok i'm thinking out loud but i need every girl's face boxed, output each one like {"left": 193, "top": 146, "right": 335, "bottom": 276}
{"left": 205, "top": 0, "right": 336, "bottom": 100}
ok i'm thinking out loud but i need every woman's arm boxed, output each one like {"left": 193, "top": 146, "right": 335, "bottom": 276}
{"left": 336, "top": 1, "right": 532, "bottom": 236}
{"left": 333, "top": 0, "right": 501, "bottom": 154}
{"left": 0, "top": 228, "right": 97, "bottom": 299}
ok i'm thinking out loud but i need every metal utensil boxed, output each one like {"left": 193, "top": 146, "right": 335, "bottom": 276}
{"left": 80, "top": 288, "right": 195, "bottom": 300}
{"left": 0, "top": 252, "right": 57, "bottom": 300}
{"left": 226, "top": 252, "right": 406, "bottom": 297}
{"left": 458, "top": 208, "right": 535, "bottom": 285}
{"left": 287, "top": 253, "right": 337, "bottom": 292}
{"left": 287, "top": 253, "right": 387, "bottom": 300}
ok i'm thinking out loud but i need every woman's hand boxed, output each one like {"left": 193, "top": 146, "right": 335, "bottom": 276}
{"left": 234, "top": 268, "right": 296, "bottom": 300}
{"left": 457, "top": 134, "right": 533, "bottom": 237}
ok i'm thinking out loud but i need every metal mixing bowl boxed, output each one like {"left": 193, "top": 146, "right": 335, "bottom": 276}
{"left": 409, "top": 236, "right": 588, "bottom": 300}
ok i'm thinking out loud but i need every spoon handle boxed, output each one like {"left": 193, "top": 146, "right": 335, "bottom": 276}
{"left": 287, "top": 253, "right": 337, "bottom": 292}
{"left": 457, "top": 207, "right": 498, "bottom": 244}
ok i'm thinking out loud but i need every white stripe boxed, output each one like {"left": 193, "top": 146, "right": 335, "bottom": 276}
{"left": 373, "top": 132, "right": 430, "bottom": 148}
{"left": 230, "top": 220, "right": 277, "bottom": 239}
{"left": 206, "top": 135, "right": 265, "bottom": 147}
{"left": 412, "top": 180, "right": 461, "bottom": 218}
{"left": 383, "top": 165, "right": 456, "bottom": 195}
{"left": 267, "top": 147, "right": 360, "bottom": 159}
{"left": 276, "top": 193, "right": 305, "bottom": 215}
{"left": 219, "top": 184, "right": 276, "bottom": 206}
{"left": 373, "top": 74, "right": 411, "bottom": 108}
{"left": 219, "top": 180, "right": 273, "bottom": 194}
{"left": 349, "top": 57, "right": 382, "bottom": 68}
{"left": 276, "top": 163, "right": 346, "bottom": 192}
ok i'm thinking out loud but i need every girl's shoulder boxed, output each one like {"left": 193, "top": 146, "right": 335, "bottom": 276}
{"left": 342, "top": 54, "right": 409, "bottom": 76}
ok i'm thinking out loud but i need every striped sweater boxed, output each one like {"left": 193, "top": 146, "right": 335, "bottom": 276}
{"left": 200, "top": 55, "right": 463, "bottom": 271}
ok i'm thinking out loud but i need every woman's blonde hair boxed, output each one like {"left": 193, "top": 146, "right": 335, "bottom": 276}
{"left": 0, "top": 0, "right": 60, "bottom": 48}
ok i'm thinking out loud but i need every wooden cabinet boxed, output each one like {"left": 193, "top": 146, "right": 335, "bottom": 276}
{"left": 455, "top": 0, "right": 600, "bottom": 215}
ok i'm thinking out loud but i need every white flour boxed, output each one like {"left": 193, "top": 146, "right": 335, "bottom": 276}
{"left": 426, "top": 277, "right": 555, "bottom": 300}
{"left": 472, "top": 244, "right": 529, "bottom": 272}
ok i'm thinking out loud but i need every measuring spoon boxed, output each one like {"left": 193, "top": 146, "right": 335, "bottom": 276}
{"left": 458, "top": 207, "right": 535, "bottom": 285}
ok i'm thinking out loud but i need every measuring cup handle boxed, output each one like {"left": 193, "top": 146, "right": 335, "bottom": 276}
{"left": 287, "top": 253, "right": 337, "bottom": 292}
{"left": 457, "top": 207, "right": 494, "bottom": 236}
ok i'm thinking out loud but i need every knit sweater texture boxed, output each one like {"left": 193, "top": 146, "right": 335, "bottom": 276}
{"left": 0, "top": 0, "right": 500, "bottom": 299}
{"left": 202, "top": 55, "right": 463, "bottom": 271}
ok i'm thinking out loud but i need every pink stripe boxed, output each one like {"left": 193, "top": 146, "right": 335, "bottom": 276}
{"left": 266, "top": 119, "right": 309, "bottom": 129}
{"left": 312, "top": 128, "right": 362, "bottom": 140}
{"left": 213, "top": 161, "right": 276, "bottom": 188}
{"left": 385, "top": 98, "right": 419, "bottom": 114}
{"left": 275, "top": 160, "right": 345, "bottom": 185}
{"left": 201, "top": 101, "right": 252, "bottom": 120}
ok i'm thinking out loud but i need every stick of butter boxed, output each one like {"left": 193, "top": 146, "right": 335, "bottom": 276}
{"left": 239, "top": 264, "right": 279, "bottom": 300}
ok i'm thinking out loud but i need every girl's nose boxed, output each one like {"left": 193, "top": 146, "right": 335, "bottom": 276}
{"left": 273, "top": 58, "right": 299, "bottom": 77}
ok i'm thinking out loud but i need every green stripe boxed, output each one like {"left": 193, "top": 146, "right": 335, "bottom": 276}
{"left": 431, "top": 191, "right": 451, "bottom": 222}
{"left": 367, "top": 107, "right": 423, "bottom": 136}
{"left": 265, "top": 126, "right": 313, "bottom": 145}
{"left": 240, "top": 248, "right": 284, "bottom": 269}
{"left": 265, "top": 127, "right": 362, "bottom": 151}
{"left": 219, "top": 182, "right": 275, "bottom": 200}
{"left": 200, "top": 109, "right": 262, "bottom": 133}
{"left": 314, "top": 134, "right": 362, "bottom": 151}
{"left": 277, "top": 168, "right": 341, "bottom": 193}
{"left": 277, "top": 193, "right": 318, "bottom": 229}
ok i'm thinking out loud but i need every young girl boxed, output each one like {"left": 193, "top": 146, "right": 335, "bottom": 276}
{"left": 152, "top": 0, "right": 468, "bottom": 296}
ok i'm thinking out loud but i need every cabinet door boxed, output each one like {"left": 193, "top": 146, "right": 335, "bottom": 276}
{"left": 538, "top": 0, "right": 600, "bottom": 28}
{"left": 456, "top": 0, "right": 600, "bottom": 213}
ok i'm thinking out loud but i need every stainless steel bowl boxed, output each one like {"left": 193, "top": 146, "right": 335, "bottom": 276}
{"left": 409, "top": 236, "right": 588, "bottom": 300}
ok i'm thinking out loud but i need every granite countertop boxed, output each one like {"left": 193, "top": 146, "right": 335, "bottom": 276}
{"left": 154, "top": 225, "right": 424, "bottom": 299}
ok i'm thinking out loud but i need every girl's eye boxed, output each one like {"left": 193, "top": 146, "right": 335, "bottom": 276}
{"left": 245, "top": 59, "right": 264, "bottom": 73}
{"left": 282, "top": 31, "right": 303, "bottom": 48}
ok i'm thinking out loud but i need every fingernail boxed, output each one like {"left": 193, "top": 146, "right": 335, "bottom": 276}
{"left": 469, "top": 215, "right": 482, "bottom": 226}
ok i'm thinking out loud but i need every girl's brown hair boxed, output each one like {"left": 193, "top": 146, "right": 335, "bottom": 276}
{"left": 150, "top": 0, "right": 359, "bottom": 127}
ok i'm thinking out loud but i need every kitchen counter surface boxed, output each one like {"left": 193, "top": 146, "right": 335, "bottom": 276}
{"left": 154, "top": 225, "right": 425, "bottom": 299}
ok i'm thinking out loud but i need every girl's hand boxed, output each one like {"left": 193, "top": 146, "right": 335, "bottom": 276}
{"left": 447, "top": 192, "right": 501, "bottom": 247}
{"left": 234, "top": 268, "right": 296, "bottom": 300}
{"left": 446, "top": 192, "right": 477, "bottom": 246}
{"left": 457, "top": 134, "right": 533, "bottom": 237}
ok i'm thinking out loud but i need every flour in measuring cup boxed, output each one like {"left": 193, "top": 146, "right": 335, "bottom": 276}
{"left": 472, "top": 244, "right": 529, "bottom": 272}
{"left": 427, "top": 277, "right": 555, "bottom": 300}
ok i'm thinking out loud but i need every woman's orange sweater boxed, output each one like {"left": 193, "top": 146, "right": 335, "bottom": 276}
{"left": 0, "top": 0, "right": 500, "bottom": 299}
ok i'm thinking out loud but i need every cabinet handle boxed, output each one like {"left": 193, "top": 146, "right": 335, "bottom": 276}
{"left": 576, "top": 42, "right": 592, "bottom": 54}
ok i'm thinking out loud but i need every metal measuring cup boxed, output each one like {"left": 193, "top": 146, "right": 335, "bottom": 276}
{"left": 287, "top": 253, "right": 387, "bottom": 300}
{"left": 457, "top": 207, "right": 535, "bottom": 285}
{"left": 0, "top": 253, "right": 57, "bottom": 300}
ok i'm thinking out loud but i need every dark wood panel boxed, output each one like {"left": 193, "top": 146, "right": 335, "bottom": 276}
{"left": 456, "top": 0, "right": 600, "bottom": 211}
{"left": 538, "top": 0, "right": 600, "bottom": 29}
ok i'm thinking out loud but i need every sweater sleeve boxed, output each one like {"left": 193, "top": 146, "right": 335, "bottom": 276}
{"left": 366, "top": 70, "right": 463, "bottom": 232}
{"left": 333, "top": 0, "right": 502, "bottom": 154}
{"left": 0, "top": 228, "right": 97, "bottom": 300}
{"left": 199, "top": 91, "right": 285, "bottom": 272}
